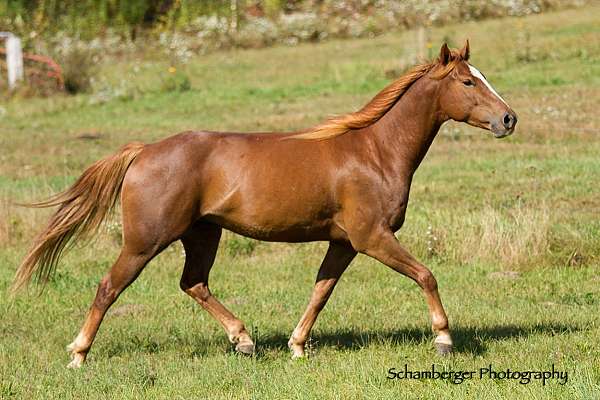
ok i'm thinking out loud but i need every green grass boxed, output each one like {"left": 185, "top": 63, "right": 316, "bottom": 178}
{"left": 1, "top": 6, "right": 600, "bottom": 399}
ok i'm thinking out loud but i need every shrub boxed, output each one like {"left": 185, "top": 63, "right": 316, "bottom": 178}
{"left": 160, "top": 67, "right": 192, "bottom": 92}
{"left": 278, "top": 12, "right": 324, "bottom": 43}
{"left": 233, "top": 17, "right": 279, "bottom": 48}
{"left": 57, "top": 45, "right": 99, "bottom": 94}
{"left": 225, "top": 235, "right": 258, "bottom": 257}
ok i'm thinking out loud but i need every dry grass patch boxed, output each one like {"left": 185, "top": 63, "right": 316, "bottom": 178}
{"left": 459, "top": 203, "right": 551, "bottom": 268}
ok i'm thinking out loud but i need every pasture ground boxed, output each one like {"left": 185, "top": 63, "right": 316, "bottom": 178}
{"left": 1, "top": 5, "right": 599, "bottom": 399}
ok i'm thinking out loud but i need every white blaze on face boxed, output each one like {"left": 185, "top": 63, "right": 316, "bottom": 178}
{"left": 468, "top": 64, "right": 508, "bottom": 106}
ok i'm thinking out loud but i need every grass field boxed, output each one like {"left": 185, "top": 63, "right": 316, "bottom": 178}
{"left": 1, "top": 5, "right": 600, "bottom": 399}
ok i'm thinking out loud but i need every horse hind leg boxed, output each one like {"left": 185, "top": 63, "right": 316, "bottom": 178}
{"left": 65, "top": 195, "right": 183, "bottom": 368}
{"left": 180, "top": 222, "right": 254, "bottom": 355}
{"left": 65, "top": 154, "right": 202, "bottom": 367}
{"left": 66, "top": 242, "right": 163, "bottom": 368}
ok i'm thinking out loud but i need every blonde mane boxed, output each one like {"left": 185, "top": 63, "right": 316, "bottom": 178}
{"left": 289, "top": 55, "right": 460, "bottom": 140}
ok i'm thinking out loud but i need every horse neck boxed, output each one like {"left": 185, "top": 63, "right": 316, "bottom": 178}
{"left": 365, "top": 76, "right": 443, "bottom": 177}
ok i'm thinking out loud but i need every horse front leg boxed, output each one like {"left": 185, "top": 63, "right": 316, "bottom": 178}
{"left": 288, "top": 242, "right": 356, "bottom": 358}
{"left": 357, "top": 228, "right": 453, "bottom": 355}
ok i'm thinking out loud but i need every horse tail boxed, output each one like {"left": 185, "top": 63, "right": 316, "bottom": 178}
{"left": 11, "top": 142, "right": 145, "bottom": 294}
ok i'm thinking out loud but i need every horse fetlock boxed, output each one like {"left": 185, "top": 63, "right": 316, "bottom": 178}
{"left": 66, "top": 333, "right": 91, "bottom": 354}
{"left": 66, "top": 332, "right": 90, "bottom": 367}
{"left": 431, "top": 315, "right": 449, "bottom": 333}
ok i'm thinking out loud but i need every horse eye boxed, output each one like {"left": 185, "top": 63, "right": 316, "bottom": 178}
{"left": 463, "top": 79, "right": 475, "bottom": 87}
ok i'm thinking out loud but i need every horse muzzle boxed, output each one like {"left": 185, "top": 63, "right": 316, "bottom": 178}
{"left": 491, "top": 111, "right": 517, "bottom": 138}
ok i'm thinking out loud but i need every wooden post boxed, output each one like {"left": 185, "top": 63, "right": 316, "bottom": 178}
{"left": 1, "top": 32, "right": 24, "bottom": 90}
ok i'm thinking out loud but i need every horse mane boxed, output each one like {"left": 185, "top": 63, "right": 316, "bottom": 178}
{"left": 288, "top": 52, "right": 462, "bottom": 140}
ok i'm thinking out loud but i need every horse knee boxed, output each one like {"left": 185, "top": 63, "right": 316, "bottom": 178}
{"left": 417, "top": 269, "right": 438, "bottom": 292}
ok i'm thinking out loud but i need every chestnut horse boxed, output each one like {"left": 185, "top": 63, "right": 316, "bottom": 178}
{"left": 13, "top": 42, "right": 517, "bottom": 367}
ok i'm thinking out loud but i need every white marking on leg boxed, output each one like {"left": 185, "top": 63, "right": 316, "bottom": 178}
{"left": 288, "top": 337, "right": 306, "bottom": 358}
{"left": 468, "top": 64, "right": 508, "bottom": 106}
{"left": 67, "top": 332, "right": 88, "bottom": 352}
{"left": 434, "top": 331, "right": 453, "bottom": 345}
{"left": 67, "top": 353, "right": 85, "bottom": 368}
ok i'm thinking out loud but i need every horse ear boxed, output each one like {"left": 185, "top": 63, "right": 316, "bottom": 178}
{"left": 438, "top": 43, "right": 451, "bottom": 65}
{"left": 460, "top": 39, "right": 470, "bottom": 61}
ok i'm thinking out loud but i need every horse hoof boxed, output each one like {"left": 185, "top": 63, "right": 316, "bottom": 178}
{"left": 291, "top": 352, "right": 307, "bottom": 361}
{"left": 288, "top": 342, "right": 305, "bottom": 359}
{"left": 67, "top": 359, "right": 82, "bottom": 369}
{"left": 435, "top": 343, "right": 453, "bottom": 356}
{"left": 235, "top": 342, "right": 255, "bottom": 355}
{"left": 67, "top": 353, "right": 85, "bottom": 368}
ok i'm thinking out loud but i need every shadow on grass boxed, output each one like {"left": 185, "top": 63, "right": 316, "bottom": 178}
{"left": 253, "top": 322, "right": 582, "bottom": 357}
{"left": 276, "top": 322, "right": 582, "bottom": 355}
{"left": 99, "top": 322, "right": 582, "bottom": 359}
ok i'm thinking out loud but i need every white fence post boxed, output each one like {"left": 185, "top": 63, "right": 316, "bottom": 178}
{"left": 1, "top": 32, "right": 24, "bottom": 90}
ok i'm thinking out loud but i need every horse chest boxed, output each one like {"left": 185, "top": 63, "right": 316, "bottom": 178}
{"left": 379, "top": 185, "right": 410, "bottom": 232}
{"left": 386, "top": 197, "right": 409, "bottom": 231}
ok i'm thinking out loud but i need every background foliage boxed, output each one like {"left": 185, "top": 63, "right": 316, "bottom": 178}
{"left": 1, "top": 0, "right": 592, "bottom": 45}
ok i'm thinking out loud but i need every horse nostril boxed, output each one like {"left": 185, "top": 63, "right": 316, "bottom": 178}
{"left": 502, "top": 112, "right": 515, "bottom": 129}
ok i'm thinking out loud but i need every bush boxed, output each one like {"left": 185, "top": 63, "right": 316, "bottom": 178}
{"left": 160, "top": 68, "right": 192, "bottom": 92}
{"left": 225, "top": 235, "right": 258, "bottom": 257}
{"left": 233, "top": 17, "right": 279, "bottom": 48}
{"left": 278, "top": 12, "right": 324, "bottom": 43}
{"left": 58, "top": 46, "right": 99, "bottom": 94}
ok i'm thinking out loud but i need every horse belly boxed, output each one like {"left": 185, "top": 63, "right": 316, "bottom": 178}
{"left": 202, "top": 179, "right": 337, "bottom": 242}
{"left": 213, "top": 217, "right": 333, "bottom": 242}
